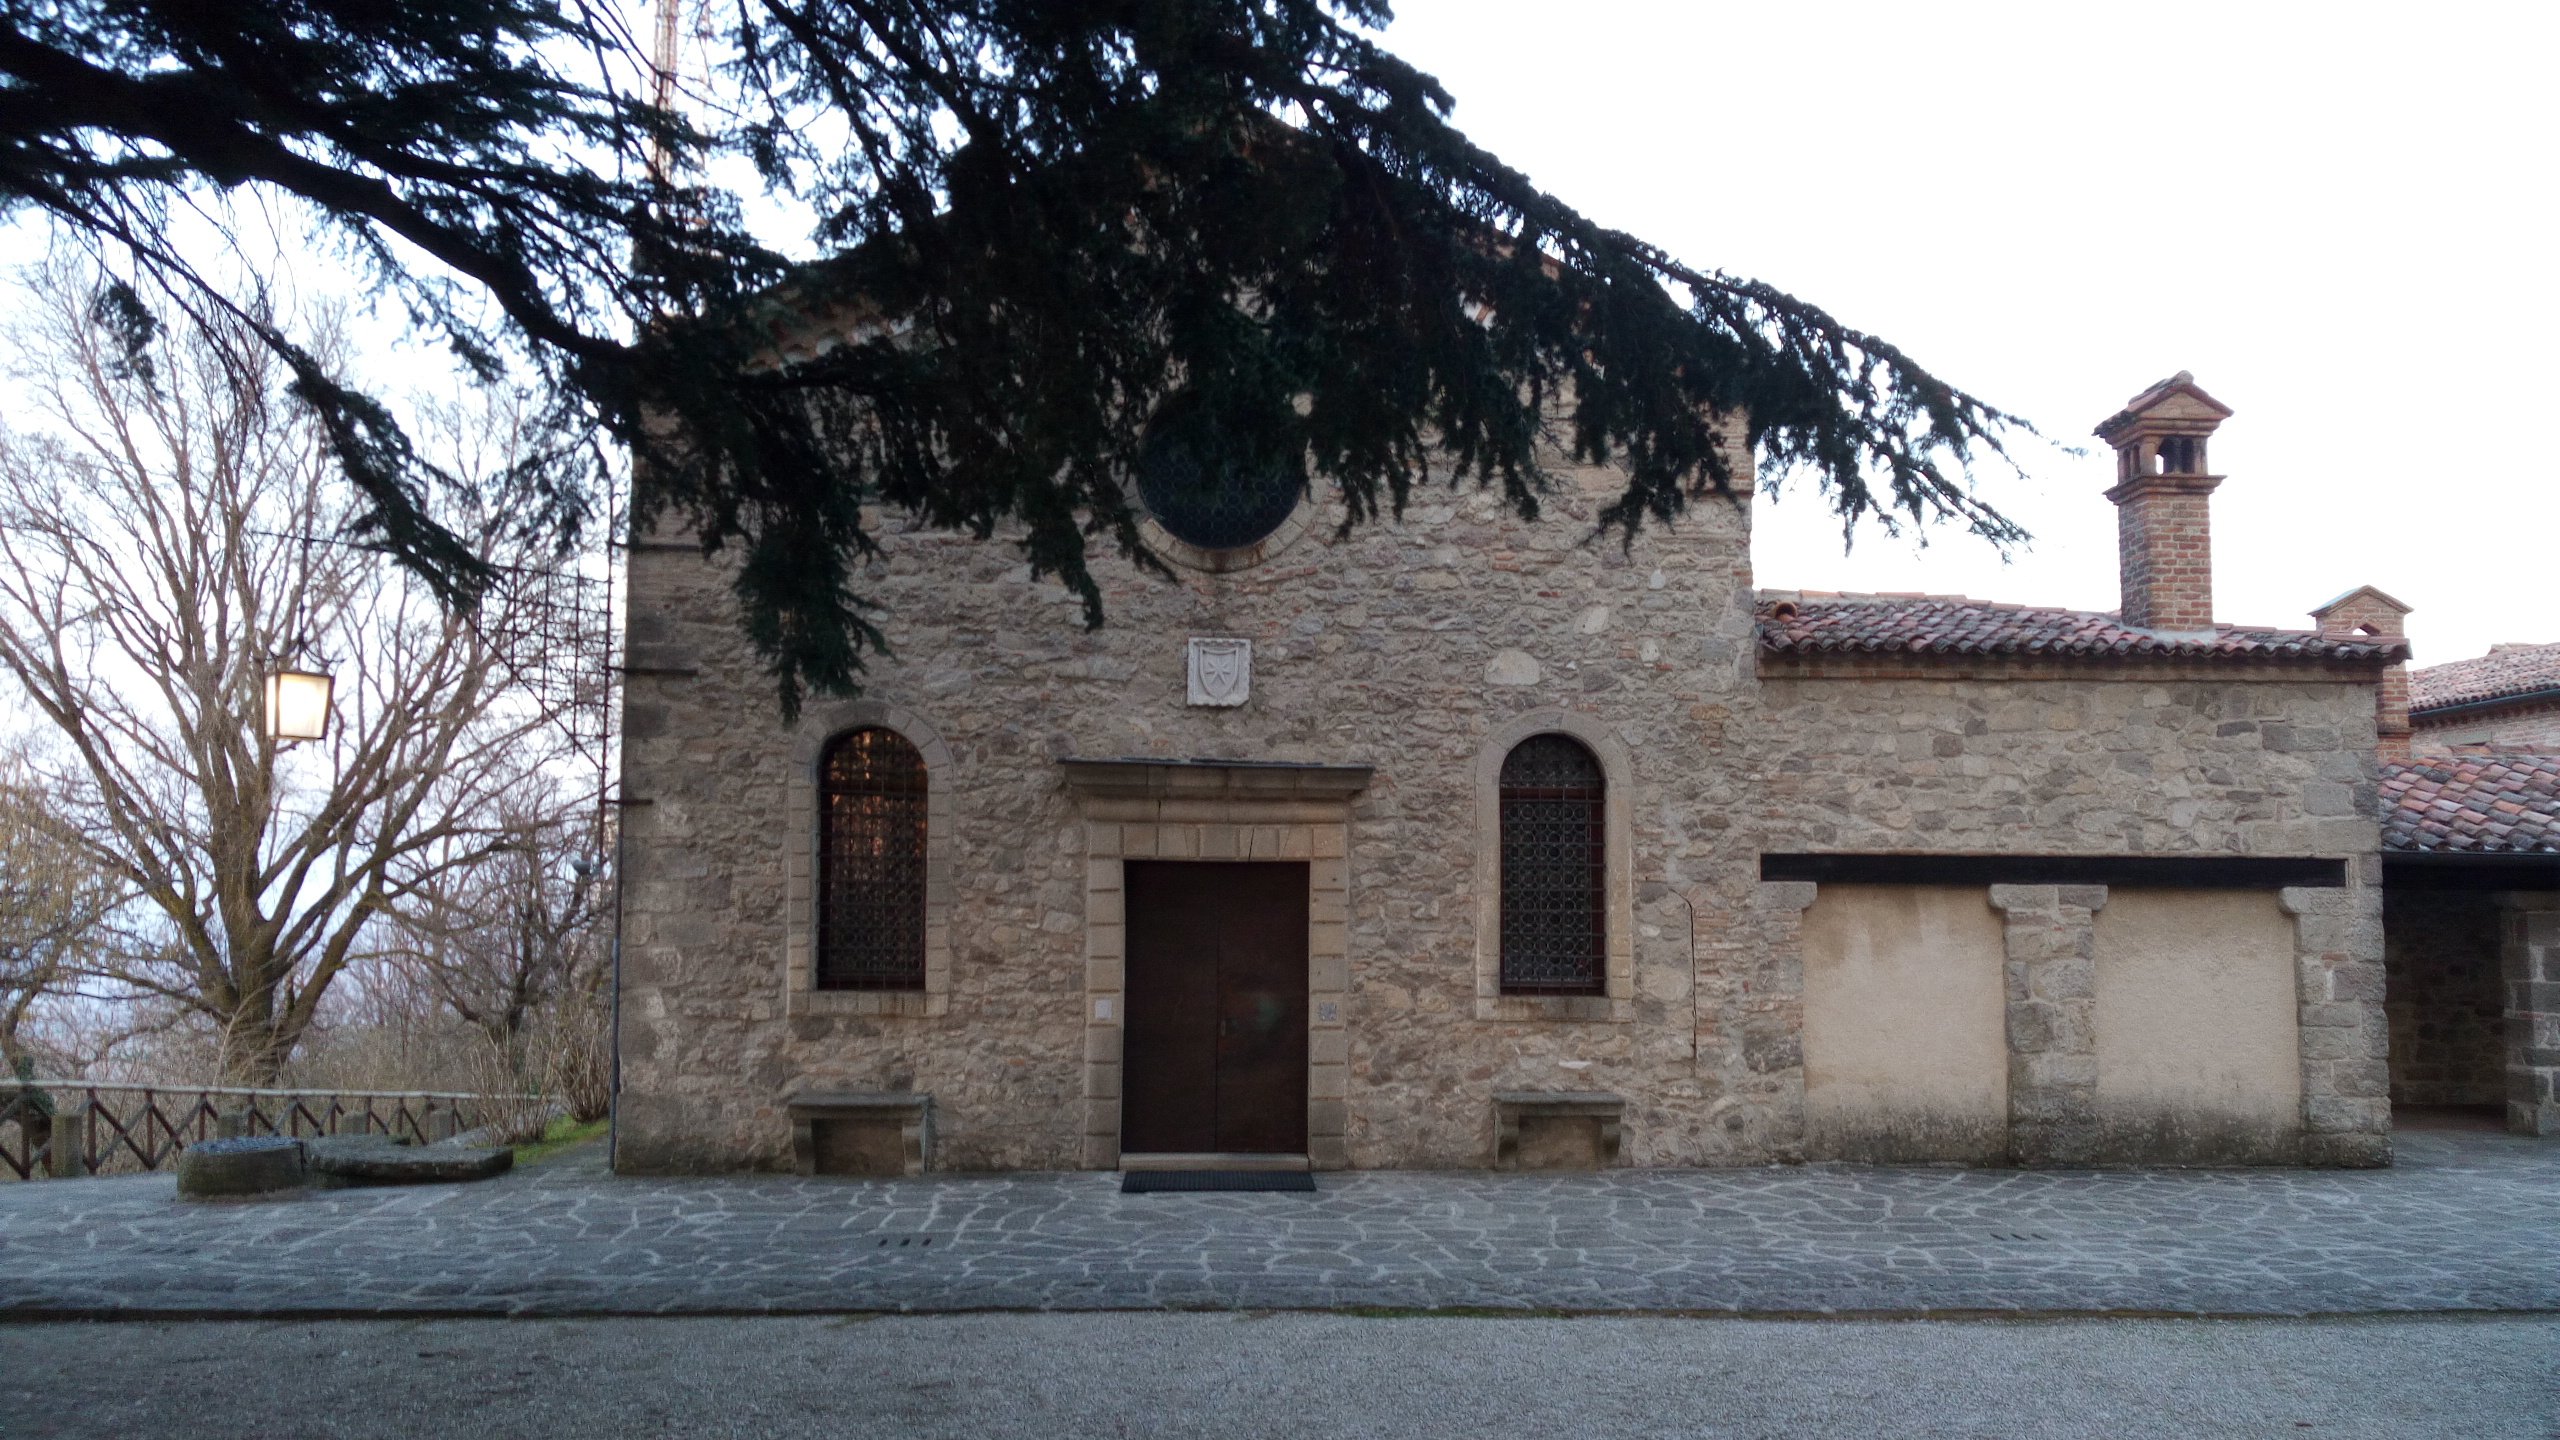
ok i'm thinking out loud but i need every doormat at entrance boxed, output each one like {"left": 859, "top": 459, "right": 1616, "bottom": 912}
{"left": 1120, "top": 1170, "right": 1317, "bottom": 1194}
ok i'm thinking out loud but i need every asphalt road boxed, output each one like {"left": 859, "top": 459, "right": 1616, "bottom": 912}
{"left": 7, "top": 1312, "right": 2553, "bottom": 1439}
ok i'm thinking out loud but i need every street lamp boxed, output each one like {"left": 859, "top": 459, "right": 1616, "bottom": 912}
{"left": 262, "top": 666, "right": 335, "bottom": 744}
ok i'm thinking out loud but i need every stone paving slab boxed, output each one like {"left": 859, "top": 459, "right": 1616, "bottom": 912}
{"left": 1, "top": 1131, "right": 2553, "bottom": 1320}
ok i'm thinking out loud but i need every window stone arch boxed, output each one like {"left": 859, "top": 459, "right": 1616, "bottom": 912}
{"left": 785, "top": 701, "right": 955, "bottom": 1018}
{"left": 1473, "top": 710, "right": 1637, "bottom": 1021}
{"left": 1497, "top": 734, "right": 1609, "bottom": 995}
{"left": 1136, "top": 496, "right": 1319, "bottom": 574}
{"left": 815, "top": 727, "right": 929, "bottom": 991}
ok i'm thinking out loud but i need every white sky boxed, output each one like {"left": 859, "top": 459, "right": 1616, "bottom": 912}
{"left": 7, "top": 3, "right": 2548, "bottom": 666}
{"left": 1377, "top": 0, "right": 2559, "bottom": 663}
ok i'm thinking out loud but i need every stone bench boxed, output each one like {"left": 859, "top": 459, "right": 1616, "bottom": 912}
{"left": 788, "top": 1092, "right": 932, "bottom": 1177}
{"left": 1493, "top": 1091, "right": 1625, "bottom": 1171}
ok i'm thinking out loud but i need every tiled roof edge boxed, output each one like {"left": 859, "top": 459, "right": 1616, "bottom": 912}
{"left": 2408, "top": 642, "right": 2560, "bottom": 712}
{"left": 2409, "top": 682, "right": 2560, "bottom": 717}
{"left": 1755, "top": 593, "right": 2409, "bottom": 665}
{"left": 2379, "top": 754, "right": 2560, "bottom": 855}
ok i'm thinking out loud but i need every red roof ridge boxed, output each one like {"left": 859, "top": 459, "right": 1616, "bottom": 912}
{"left": 2410, "top": 639, "right": 2560, "bottom": 714}
{"left": 1756, "top": 589, "right": 2045, "bottom": 612}
{"left": 1757, "top": 590, "right": 2407, "bottom": 665}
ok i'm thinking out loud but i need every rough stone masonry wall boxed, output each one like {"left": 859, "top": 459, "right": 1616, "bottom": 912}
{"left": 2382, "top": 888, "right": 2507, "bottom": 1108}
{"left": 1756, "top": 665, "right": 2393, "bottom": 1165}
{"left": 1755, "top": 667, "right": 2383, "bottom": 858}
{"left": 615, "top": 436, "right": 1784, "bottom": 1173}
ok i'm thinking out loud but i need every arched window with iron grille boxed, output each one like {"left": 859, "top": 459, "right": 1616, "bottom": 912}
{"left": 1498, "top": 733, "right": 1607, "bottom": 995}
{"left": 817, "top": 727, "right": 929, "bottom": 991}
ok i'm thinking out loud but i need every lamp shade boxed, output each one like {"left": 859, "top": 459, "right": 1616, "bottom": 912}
{"left": 262, "top": 667, "right": 334, "bottom": 743}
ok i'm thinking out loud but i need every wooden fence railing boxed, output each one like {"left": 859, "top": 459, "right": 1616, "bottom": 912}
{"left": 0, "top": 1082, "right": 546, "bottom": 1180}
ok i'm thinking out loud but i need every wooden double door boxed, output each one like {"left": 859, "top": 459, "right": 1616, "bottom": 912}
{"left": 1121, "top": 861, "right": 1310, "bottom": 1156}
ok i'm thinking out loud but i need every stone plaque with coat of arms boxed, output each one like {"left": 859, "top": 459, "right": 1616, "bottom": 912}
{"left": 1186, "top": 637, "right": 1252, "bottom": 707}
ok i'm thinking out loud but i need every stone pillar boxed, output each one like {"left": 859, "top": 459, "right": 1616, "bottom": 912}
{"left": 1989, "top": 886, "right": 2106, "bottom": 1166}
{"left": 2281, "top": 886, "right": 2392, "bottom": 1166}
{"left": 44, "top": 1107, "right": 85, "bottom": 1178}
{"left": 1748, "top": 882, "right": 1817, "bottom": 1164}
{"left": 2497, "top": 894, "right": 2560, "bottom": 1136}
{"left": 1076, "top": 825, "right": 1126, "bottom": 1172}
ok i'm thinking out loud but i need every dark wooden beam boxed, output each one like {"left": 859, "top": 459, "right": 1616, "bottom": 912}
{"left": 2382, "top": 854, "right": 2560, "bottom": 893}
{"left": 1758, "top": 853, "right": 2348, "bottom": 889}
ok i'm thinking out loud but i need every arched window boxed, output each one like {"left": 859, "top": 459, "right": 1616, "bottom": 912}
{"left": 817, "top": 727, "right": 929, "bottom": 991}
{"left": 1499, "top": 734, "right": 1607, "bottom": 995}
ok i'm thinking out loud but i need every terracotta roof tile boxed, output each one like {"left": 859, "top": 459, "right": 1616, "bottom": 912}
{"left": 1756, "top": 592, "right": 2409, "bottom": 664}
{"left": 2380, "top": 753, "right": 2560, "bottom": 854}
{"left": 2409, "top": 641, "right": 2560, "bottom": 713}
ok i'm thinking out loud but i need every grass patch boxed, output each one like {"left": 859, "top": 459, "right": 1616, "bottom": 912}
{"left": 511, "top": 1115, "right": 608, "bottom": 1165}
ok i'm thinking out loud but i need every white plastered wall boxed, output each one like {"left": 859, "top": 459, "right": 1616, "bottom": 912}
{"left": 1800, "top": 884, "right": 2008, "bottom": 1162}
{"left": 2093, "top": 888, "right": 2303, "bottom": 1163}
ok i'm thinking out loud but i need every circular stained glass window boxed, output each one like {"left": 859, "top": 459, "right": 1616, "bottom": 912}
{"left": 1137, "top": 414, "right": 1304, "bottom": 552}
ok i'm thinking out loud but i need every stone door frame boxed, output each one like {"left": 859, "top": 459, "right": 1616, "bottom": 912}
{"left": 1060, "top": 759, "right": 1372, "bottom": 1170}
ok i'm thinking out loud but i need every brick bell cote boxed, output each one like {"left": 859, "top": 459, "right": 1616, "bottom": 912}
{"left": 2095, "top": 371, "right": 2233, "bottom": 632}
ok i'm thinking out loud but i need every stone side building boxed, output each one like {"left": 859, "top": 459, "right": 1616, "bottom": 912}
{"left": 2378, "top": 754, "right": 2560, "bottom": 1134}
{"left": 2320, "top": 618, "right": 2560, "bottom": 1137}
{"left": 2409, "top": 642, "right": 2560, "bottom": 754}
{"left": 615, "top": 372, "right": 2409, "bottom": 1174}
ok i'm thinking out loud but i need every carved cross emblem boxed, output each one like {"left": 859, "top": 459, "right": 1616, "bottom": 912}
{"left": 1187, "top": 637, "right": 1251, "bottom": 707}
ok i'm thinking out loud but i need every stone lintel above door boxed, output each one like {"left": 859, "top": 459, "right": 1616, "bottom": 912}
{"left": 1059, "top": 757, "right": 1375, "bottom": 806}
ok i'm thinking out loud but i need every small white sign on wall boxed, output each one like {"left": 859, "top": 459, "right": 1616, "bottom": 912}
{"left": 1186, "top": 637, "right": 1252, "bottom": 707}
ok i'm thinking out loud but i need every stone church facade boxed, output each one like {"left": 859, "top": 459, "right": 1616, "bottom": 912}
{"left": 614, "top": 374, "right": 2406, "bottom": 1174}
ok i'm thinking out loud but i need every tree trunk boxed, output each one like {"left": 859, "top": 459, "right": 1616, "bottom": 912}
{"left": 219, "top": 974, "right": 296, "bottom": 1087}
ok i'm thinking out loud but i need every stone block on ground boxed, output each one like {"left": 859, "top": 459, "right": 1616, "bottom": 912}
{"left": 307, "top": 1137, "right": 513, "bottom": 1187}
{"left": 176, "top": 1136, "right": 306, "bottom": 1199}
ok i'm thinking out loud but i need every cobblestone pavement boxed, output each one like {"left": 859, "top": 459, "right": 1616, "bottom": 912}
{"left": 1, "top": 1130, "right": 2552, "bottom": 1319}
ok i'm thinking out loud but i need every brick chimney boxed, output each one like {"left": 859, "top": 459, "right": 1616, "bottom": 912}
{"left": 2311, "top": 585, "right": 2415, "bottom": 762}
{"left": 2095, "top": 372, "right": 2233, "bottom": 632}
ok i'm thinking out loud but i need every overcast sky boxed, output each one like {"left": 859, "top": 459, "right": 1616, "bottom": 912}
{"left": 1377, "top": 0, "right": 2557, "bottom": 663}
{"left": 10, "top": 4, "right": 2546, "bottom": 665}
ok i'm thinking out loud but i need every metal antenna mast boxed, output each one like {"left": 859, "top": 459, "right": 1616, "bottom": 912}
{"left": 648, "top": 0, "right": 683, "bottom": 185}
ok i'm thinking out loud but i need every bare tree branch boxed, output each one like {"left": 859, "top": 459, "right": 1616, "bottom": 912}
{"left": 0, "top": 263, "right": 586, "bottom": 1083}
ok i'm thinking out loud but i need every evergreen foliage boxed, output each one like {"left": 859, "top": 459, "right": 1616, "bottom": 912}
{"left": 0, "top": 0, "right": 2030, "bottom": 712}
